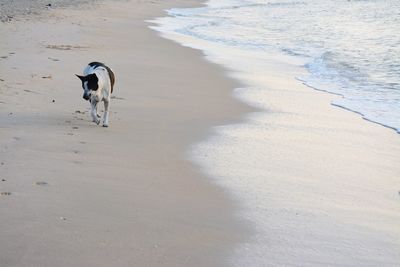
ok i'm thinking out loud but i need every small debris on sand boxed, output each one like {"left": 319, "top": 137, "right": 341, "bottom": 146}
{"left": 35, "top": 181, "right": 48, "bottom": 186}
{"left": 42, "top": 75, "right": 52, "bottom": 79}
{"left": 72, "top": 126, "right": 79, "bottom": 130}
{"left": 1, "top": 192, "right": 11, "bottom": 196}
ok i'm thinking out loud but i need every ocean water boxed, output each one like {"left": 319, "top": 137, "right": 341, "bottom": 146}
{"left": 150, "top": 0, "right": 400, "bottom": 266}
{"left": 153, "top": 0, "right": 400, "bottom": 133}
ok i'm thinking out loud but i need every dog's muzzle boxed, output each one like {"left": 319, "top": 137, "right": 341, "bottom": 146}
{"left": 83, "top": 93, "right": 90, "bottom": 101}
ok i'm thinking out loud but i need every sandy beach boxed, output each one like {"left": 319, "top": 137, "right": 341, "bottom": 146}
{"left": 1, "top": 0, "right": 400, "bottom": 266}
{"left": 0, "top": 1, "right": 250, "bottom": 266}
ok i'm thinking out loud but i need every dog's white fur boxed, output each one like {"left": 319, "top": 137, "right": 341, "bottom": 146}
{"left": 82, "top": 64, "right": 113, "bottom": 127}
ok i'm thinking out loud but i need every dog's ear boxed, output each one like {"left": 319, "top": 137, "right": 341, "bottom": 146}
{"left": 75, "top": 74, "right": 86, "bottom": 81}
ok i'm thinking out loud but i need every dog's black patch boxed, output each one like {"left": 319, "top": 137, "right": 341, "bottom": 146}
{"left": 88, "top": 61, "right": 115, "bottom": 93}
{"left": 86, "top": 73, "right": 98, "bottom": 91}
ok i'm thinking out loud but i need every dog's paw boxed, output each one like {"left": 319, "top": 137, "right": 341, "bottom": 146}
{"left": 93, "top": 118, "right": 101, "bottom": 125}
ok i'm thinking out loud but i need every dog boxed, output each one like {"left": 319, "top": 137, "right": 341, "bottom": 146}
{"left": 76, "top": 62, "right": 115, "bottom": 127}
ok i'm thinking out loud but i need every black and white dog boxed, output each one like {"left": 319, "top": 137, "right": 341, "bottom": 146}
{"left": 76, "top": 62, "right": 115, "bottom": 127}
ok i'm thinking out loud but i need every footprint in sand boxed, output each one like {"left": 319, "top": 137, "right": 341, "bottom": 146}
{"left": 72, "top": 126, "right": 79, "bottom": 130}
{"left": 111, "top": 96, "right": 125, "bottom": 100}
{"left": 79, "top": 141, "right": 86, "bottom": 144}
{"left": 35, "top": 181, "right": 48, "bottom": 186}
{"left": 46, "top": 44, "right": 89, "bottom": 51}
{"left": 24, "top": 89, "right": 39, "bottom": 94}
{"left": 48, "top": 57, "right": 60, "bottom": 62}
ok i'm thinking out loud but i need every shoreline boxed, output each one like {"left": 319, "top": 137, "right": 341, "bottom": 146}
{"left": 0, "top": 0, "right": 252, "bottom": 266}
{"left": 297, "top": 78, "right": 400, "bottom": 135}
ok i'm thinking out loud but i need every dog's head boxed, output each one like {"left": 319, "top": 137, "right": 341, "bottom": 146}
{"left": 75, "top": 73, "right": 99, "bottom": 101}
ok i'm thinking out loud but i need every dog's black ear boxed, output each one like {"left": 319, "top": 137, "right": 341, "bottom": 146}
{"left": 75, "top": 74, "right": 85, "bottom": 81}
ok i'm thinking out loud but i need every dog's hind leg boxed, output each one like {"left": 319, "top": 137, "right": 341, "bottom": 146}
{"left": 103, "top": 99, "right": 110, "bottom": 127}
{"left": 91, "top": 101, "right": 101, "bottom": 125}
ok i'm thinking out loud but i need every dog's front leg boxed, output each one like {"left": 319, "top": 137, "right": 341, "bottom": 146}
{"left": 91, "top": 100, "right": 101, "bottom": 125}
{"left": 103, "top": 99, "right": 110, "bottom": 127}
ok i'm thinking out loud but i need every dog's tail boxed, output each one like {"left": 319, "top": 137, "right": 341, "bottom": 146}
{"left": 105, "top": 66, "right": 115, "bottom": 94}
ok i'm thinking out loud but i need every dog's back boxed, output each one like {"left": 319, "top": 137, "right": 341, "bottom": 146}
{"left": 86, "top": 62, "right": 115, "bottom": 93}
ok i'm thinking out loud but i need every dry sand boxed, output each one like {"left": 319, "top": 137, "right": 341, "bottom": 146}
{"left": 0, "top": 1, "right": 250, "bottom": 266}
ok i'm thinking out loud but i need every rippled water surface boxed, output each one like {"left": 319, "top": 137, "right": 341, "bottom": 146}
{"left": 159, "top": 0, "right": 400, "bottom": 132}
